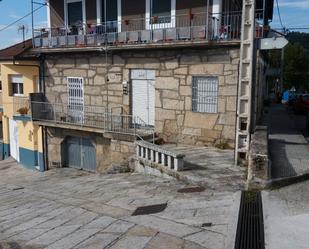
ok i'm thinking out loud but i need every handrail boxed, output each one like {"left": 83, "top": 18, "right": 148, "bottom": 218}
{"left": 30, "top": 101, "right": 155, "bottom": 142}
{"left": 33, "top": 10, "right": 245, "bottom": 48}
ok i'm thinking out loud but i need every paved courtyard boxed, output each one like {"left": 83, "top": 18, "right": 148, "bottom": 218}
{"left": 0, "top": 158, "right": 243, "bottom": 249}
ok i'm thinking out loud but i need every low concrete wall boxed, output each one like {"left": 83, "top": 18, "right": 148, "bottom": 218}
{"left": 247, "top": 125, "right": 270, "bottom": 189}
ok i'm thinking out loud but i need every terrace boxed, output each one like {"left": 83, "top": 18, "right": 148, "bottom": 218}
{"left": 29, "top": 99, "right": 154, "bottom": 139}
{"left": 33, "top": 11, "right": 253, "bottom": 50}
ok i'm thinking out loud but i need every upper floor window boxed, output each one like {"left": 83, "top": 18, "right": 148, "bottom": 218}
{"left": 146, "top": 0, "right": 175, "bottom": 29}
{"left": 99, "top": 0, "right": 119, "bottom": 32}
{"left": 10, "top": 75, "right": 24, "bottom": 96}
{"left": 192, "top": 76, "right": 218, "bottom": 113}
{"left": 65, "top": 0, "right": 85, "bottom": 28}
{"left": 101, "top": 0, "right": 118, "bottom": 23}
{"left": 68, "top": 2, "right": 83, "bottom": 26}
{"left": 152, "top": 0, "right": 172, "bottom": 22}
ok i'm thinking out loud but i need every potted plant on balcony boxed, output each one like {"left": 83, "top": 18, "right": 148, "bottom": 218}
{"left": 151, "top": 16, "right": 158, "bottom": 24}
{"left": 17, "top": 107, "right": 29, "bottom": 116}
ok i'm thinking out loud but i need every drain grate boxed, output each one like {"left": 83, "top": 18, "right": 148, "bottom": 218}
{"left": 234, "top": 191, "right": 265, "bottom": 249}
{"left": 177, "top": 186, "right": 205, "bottom": 193}
{"left": 201, "top": 222, "right": 212, "bottom": 227}
{"left": 132, "top": 203, "right": 167, "bottom": 216}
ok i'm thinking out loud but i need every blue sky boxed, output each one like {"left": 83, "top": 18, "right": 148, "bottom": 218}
{"left": 0, "top": 0, "right": 47, "bottom": 49}
{"left": 0, "top": 0, "right": 308, "bottom": 49}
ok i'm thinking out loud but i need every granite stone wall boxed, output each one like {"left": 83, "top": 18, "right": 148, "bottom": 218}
{"left": 46, "top": 127, "right": 135, "bottom": 172}
{"left": 45, "top": 46, "right": 240, "bottom": 147}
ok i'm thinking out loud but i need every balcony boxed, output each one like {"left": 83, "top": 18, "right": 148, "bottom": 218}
{"left": 13, "top": 97, "right": 32, "bottom": 121}
{"left": 30, "top": 101, "right": 154, "bottom": 139}
{"left": 33, "top": 11, "right": 243, "bottom": 50}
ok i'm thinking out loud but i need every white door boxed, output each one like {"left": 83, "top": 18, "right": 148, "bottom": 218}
{"left": 9, "top": 119, "right": 19, "bottom": 162}
{"left": 132, "top": 70, "right": 155, "bottom": 126}
{"left": 67, "top": 77, "right": 84, "bottom": 123}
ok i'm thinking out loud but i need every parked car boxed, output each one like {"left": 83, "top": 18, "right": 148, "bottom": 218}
{"left": 293, "top": 94, "right": 309, "bottom": 114}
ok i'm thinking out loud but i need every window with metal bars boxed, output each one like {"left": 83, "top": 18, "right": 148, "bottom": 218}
{"left": 192, "top": 76, "right": 218, "bottom": 113}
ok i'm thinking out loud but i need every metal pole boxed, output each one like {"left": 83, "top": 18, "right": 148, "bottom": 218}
{"left": 206, "top": 0, "right": 210, "bottom": 40}
{"left": 104, "top": 0, "right": 109, "bottom": 112}
{"left": 280, "top": 47, "right": 284, "bottom": 93}
{"left": 31, "top": 0, "right": 34, "bottom": 46}
{"left": 262, "top": 0, "right": 266, "bottom": 37}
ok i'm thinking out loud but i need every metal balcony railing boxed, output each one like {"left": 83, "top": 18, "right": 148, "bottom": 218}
{"left": 30, "top": 101, "right": 154, "bottom": 138}
{"left": 33, "top": 11, "right": 243, "bottom": 49}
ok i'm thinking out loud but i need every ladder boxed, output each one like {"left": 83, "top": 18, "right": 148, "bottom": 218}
{"left": 235, "top": 0, "right": 256, "bottom": 164}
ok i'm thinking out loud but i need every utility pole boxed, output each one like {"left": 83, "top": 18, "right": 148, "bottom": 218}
{"left": 31, "top": 0, "right": 47, "bottom": 46}
{"left": 31, "top": 0, "right": 34, "bottom": 44}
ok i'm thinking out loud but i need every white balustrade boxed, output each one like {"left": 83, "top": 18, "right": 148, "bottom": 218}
{"left": 136, "top": 141, "right": 185, "bottom": 171}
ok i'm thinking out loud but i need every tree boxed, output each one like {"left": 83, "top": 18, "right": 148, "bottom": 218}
{"left": 283, "top": 42, "right": 309, "bottom": 90}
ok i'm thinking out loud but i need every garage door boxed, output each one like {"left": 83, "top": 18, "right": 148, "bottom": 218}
{"left": 65, "top": 137, "right": 96, "bottom": 172}
{"left": 131, "top": 70, "right": 155, "bottom": 126}
{"left": 9, "top": 119, "right": 19, "bottom": 162}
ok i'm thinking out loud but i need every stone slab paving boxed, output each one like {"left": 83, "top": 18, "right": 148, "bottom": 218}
{"left": 162, "top": 144, "right": 246, "bottom": 189}
{"left": 268, "top": 104, "right": 309, "bottom": 179}
{"left": 0, "top": 158, "right": 243, "bottom": 249}
{"left": 263, "top": 180, "right": 309, "bottom": 249}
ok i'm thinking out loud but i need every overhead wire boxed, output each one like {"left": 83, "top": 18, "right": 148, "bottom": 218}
{"left": 275, "top": 0, "right": 285, "bottom": 30}
{"left": 0, "top": 4, "right": 46, "bottom": 33}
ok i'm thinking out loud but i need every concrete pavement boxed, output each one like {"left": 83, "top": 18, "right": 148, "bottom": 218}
{"left": 263, "top": 180, "right": 309, "bottom": 249}
{"left": 268, "top": 104, "right": 309, "bottom": 179}
{"left": 0, "top": 158, "right": 242, "bottom": 249}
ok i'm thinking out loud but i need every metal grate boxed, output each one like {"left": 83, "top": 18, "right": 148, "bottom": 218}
{"left": 177, "top": 186, "right": 206, "bottom": 193}
{"left": 234, "top": 191, "right": 265, "bottom": 249}
{"left": 67, "top": 77, "right": 84, "bottom": 123}
{"left": 192, "top": 76, "right": 218, "bottom": 113}
{"left": 132, "top": 203, "right": 167, "bottom": 216}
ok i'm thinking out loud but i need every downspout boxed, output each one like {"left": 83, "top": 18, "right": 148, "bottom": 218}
{"left": 40, "top": 55, "right": 48, "bottom": 172}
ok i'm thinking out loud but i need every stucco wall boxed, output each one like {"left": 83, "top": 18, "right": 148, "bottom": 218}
{"left": 0, "top": 62, "right": 43, "bottom": 169}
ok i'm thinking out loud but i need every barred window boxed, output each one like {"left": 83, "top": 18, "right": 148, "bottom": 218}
{"left": 192, "top": 76, "right": 218, "bottom": 113}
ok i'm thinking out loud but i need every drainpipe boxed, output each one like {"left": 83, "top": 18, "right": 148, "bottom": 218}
{"left": 40, "top": 55, "right": 48, "bottom": 171}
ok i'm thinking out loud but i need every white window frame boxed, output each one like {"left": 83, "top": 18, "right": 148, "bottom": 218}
{"left": 10, "top": 75, "right": 24, "bottom": 97}
{"left": 96, "top": 0, "right": 122, "bottom": 32}
{"left": 145, "top": 0, "right": 176, "bottom": 30}
{"left": 64, "top": 0, "right": 86, "bottom": 27}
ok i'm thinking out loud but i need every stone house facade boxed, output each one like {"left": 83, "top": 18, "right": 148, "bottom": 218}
{"left": 39, "top": 46, "right": 239, "bottom": 171}
{"left": 29, "top": 0, "right": 274, "bottom": 172}
{"left": 44, "top": 46, "right": 239, "bottom": 147}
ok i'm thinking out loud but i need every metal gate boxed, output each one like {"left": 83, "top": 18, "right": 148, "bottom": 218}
{"left": 131, "top": 70, "right": 155, "bottom": 126}
{"left": 65, "top": 137, "right": 96, "bottom": 172}
{"left": 67, "top": 77, "right": 84, "bottom": 123}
